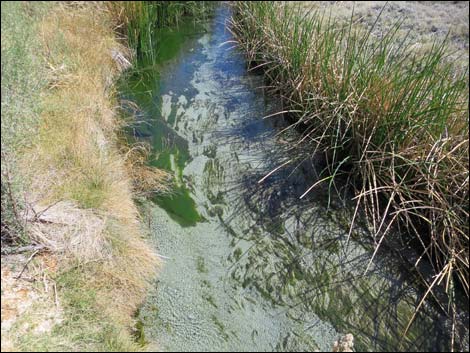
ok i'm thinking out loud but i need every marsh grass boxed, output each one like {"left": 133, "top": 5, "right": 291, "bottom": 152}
{"left": 1, "top": 2, "right": 167, "bottom": 351}
{"left": 230, "top": 1, "right": 468, "bottom": 343}
{"left": 31, "top": 1, "right": 161, "bottom": 345}
{"left": 107, "top": 1, "right": 212, "bottom": 66}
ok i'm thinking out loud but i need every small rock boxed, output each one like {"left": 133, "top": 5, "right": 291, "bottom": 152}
{"left": 332, "top": 333, "right": 354, "bottom": 352}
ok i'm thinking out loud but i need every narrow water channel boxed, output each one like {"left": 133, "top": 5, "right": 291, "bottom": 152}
{"left": 120, "top": 5, "right": 457, "bottom": 352}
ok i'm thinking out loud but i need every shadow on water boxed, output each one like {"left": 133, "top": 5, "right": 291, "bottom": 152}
{"left": 212, "top": 114, "right": 453, "bottom": 351}
{"left": 118, "top": 3, "right": 466, "bottom": 352}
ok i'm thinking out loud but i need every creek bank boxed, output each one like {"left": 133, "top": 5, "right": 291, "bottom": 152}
{"left": 1, "top": 2, "right": 162, "bottom": 351}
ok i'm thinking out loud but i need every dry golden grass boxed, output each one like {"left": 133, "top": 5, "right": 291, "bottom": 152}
{"left": 2, "top": 2, "right": 164, "bottom": 351}
{"left": 122, "top": 142, "right": 173, "bottom": 197}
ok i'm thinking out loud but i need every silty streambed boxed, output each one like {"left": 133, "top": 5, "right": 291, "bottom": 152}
{"left": 119, "top": 5, "right": 459, "bottom": 352}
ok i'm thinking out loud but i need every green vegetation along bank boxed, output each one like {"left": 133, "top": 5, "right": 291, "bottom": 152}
{"left": 229, "top": 0, "right": 469, "bottom": 344}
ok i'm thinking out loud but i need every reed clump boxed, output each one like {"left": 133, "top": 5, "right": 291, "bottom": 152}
{"left": 107, "top": 1, "right": 211, "bottom": 65}
{"left": 229, "top": 0, "right": 469, "bottom": 331}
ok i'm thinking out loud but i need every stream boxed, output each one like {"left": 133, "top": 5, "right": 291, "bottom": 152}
{"left": 119, "top": 4, "right": 460, "bottom": 352}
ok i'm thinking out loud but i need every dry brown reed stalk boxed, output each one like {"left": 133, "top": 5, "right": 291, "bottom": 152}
{"left": 122, "top": 142, "right": 173, "bottom": 196}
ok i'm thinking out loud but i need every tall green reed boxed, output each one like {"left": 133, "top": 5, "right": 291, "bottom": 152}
{"left": 230, "top": 1, "right": 469, "bottom": 343}
{"left": 108, "top": 1, "right": 212, "bottom": 66}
